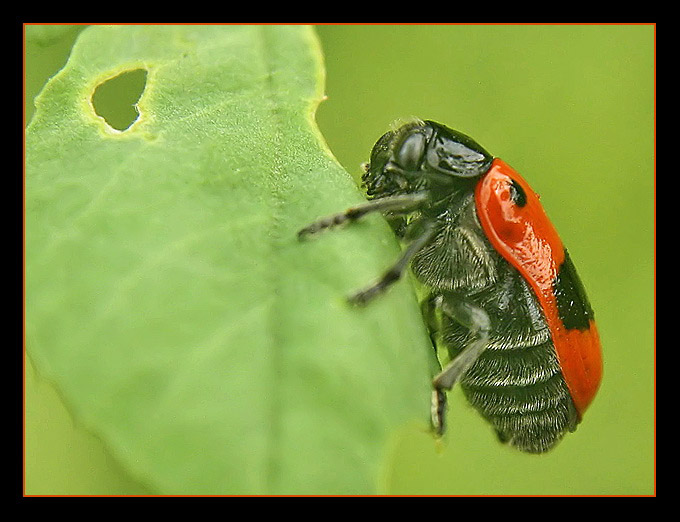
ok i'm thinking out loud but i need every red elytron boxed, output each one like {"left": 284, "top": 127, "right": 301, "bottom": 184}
{"left": 476, "top": 159, "right": 602, "bottom": 416}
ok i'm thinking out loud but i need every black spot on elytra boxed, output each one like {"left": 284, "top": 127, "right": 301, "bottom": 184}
{"left": 509, "top": 179, "right": 527, "bottom": 207}
{"left": 554, "top": 250, "right": 594, "bottom": 330}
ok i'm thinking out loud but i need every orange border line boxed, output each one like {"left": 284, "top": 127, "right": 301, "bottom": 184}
{"left": 22, "top": 21, "right": 657, "bottom": 499}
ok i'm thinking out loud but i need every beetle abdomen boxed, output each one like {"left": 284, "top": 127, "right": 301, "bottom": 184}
{"left": 439, "top": 267, "right": 580, "bottom": 453}
{"left": 462, "top": 351, "right": 579, "bottom": 453}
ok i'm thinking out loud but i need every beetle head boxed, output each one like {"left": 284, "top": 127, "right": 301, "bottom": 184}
{"left": 363, "top": 120, "right": 493, "bottom": 199}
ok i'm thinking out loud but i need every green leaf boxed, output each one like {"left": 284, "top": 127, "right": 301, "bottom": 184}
{"left": 25, "top": 25, "right": 81, "bottom": 48}
{"left": 26, "top": 25, "right": 433, "bottom": 494}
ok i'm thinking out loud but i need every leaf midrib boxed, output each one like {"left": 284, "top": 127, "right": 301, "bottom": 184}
{"left": 256, "top": 25, "right": 294, "bottom": 494}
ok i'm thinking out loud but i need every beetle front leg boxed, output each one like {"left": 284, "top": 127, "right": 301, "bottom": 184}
{"left": 431, "top": 296, "right": 491, "bottom": 436}
{"left": 297, "top": 193, "right": 427, "bottom": 238}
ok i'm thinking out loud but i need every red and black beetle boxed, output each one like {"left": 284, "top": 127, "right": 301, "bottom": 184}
{"left": 299, "top": 119, "right": 602, "bottom": 453}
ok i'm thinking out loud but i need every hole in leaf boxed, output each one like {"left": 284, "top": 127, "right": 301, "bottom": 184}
{"left": 92, "top": 69, "right": 148, "bottom": 131}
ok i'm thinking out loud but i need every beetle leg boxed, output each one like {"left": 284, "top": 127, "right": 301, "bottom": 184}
{"left": 420, "top": 294, "right": 441, "bottom": 354}
{"left": 431, "top": 388, "right": 448, "bottom": 436}
{"left": 431, "top": 297, "right": 491, "bottom": 435}
{"left": 297, "top": 193, "right": 427, "bottom": 238}
{"left": 347, "top": 222, "right": 436, "bottom": 305}
{"left": 419, "top": 293, "right": 450, "bottom": 435}
{"left": 433, "top": 298, "right": 491, "bottom": 389}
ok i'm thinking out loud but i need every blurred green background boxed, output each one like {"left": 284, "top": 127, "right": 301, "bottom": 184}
{"left": 25, "top": 24, "right": 655, "bottom": 495}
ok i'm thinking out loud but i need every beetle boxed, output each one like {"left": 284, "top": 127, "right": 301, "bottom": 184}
{"left": 298, "top": 119, "right": 602, "bottom": 453}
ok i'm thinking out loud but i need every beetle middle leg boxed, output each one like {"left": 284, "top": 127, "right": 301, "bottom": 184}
{"left": 431, "top": 296, "right": 491, "bottom": 436}
{"left": 348, "top": 221, "right": 436, "bottom": 305}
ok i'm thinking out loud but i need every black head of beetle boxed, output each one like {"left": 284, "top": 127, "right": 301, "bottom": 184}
{"left": 363, "top": 120, "right": 494, "bottom": 199}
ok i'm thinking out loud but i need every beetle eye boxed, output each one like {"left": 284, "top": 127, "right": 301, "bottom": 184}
{"left": 395, "top": 132, "right": 427, "bottom": 171}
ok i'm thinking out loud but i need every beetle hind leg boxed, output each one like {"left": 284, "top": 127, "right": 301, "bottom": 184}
{"left": 430, "top": 297, "right": 491, "bottom": 435}
{"left": 431, "top": 389, "right": 448, "bottom": 436}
